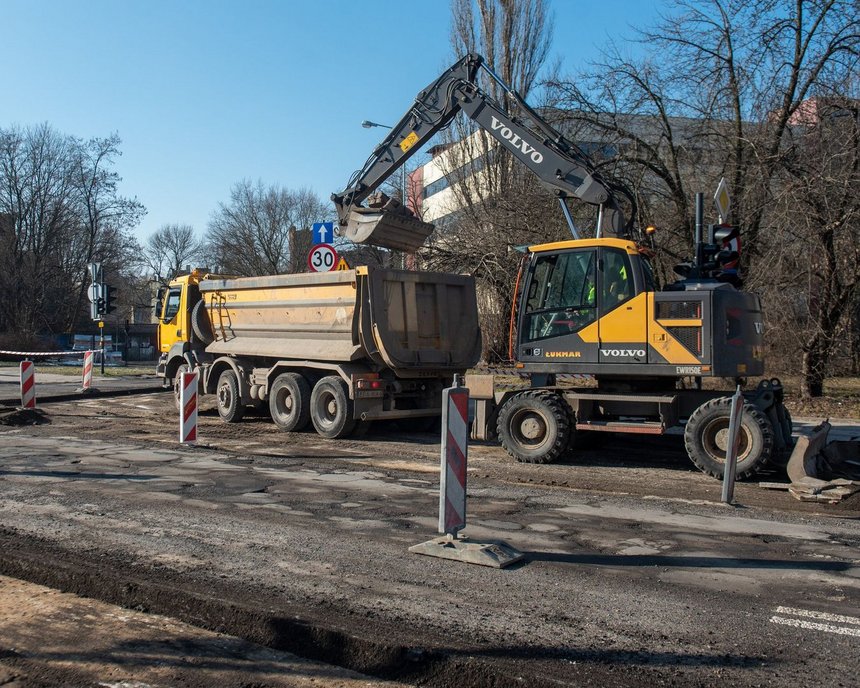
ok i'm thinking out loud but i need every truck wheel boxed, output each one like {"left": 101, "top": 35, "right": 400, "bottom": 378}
{"left": 216, "top": 369, "right": 245, "bottom": 423}
{"left": 310, "top": 376, "right": 356, "bottom": 439}
{"left": 269, "top": 372, "right": 311, "bottom": 432}
{"left": 173, "top": 363, "right": 189, "bottom": 411}
{"left": 684, "top": 398, "right": 774, "bottom": 479}
{"left": 496, "top": 390, "right": 570, "bottom": 464}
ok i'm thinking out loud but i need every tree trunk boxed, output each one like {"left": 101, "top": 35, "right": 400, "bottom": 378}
{"left": 801, "top": 339, "right": 826, "bottom": 399}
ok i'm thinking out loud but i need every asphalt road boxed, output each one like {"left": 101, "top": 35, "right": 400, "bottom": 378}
{"left": 0, "top": 389, "right": 857, "bottom": 687}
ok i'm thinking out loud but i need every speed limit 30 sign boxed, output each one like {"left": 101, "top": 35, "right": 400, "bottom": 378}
{"left": 308, "top": 243, "right": 338, "bottom": 272}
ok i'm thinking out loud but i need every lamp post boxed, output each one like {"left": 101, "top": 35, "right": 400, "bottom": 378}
{"left": 360, "top": 120, "right": 408, "bottom": 207}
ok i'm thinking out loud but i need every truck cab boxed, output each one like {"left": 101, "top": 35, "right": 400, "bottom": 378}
{"left": 155, "top": 272, "right": 205, "bottom": 383}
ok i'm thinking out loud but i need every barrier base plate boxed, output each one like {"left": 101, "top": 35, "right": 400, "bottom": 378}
{"left": 409, "top": 535, "right": 523, "bottom": 568}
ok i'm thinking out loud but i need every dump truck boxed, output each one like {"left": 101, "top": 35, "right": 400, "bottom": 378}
{"left": 155, "top": 267, "right": 481, "bottom": 438}
{"left": 332, "top": 52, "right": 793, "bottom": 479}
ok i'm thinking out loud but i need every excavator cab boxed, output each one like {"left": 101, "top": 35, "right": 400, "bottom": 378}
{"left": 516, "top": 238, "right": 652, "bottom": 367}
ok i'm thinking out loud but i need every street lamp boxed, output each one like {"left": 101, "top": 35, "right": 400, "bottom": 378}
{"left": 360, "top": 119, "right": 407, "bottom": 206}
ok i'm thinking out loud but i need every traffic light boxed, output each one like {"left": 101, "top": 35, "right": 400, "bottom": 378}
{"left": 96, "top": 297, "right": 106, "bottom": 316}
{"left": 102, "top": 283, "right": 118, "bottom": 315}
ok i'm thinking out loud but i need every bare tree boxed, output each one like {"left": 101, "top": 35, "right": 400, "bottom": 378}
{"left": 204, "top": 180, "right": 329, "bottom": 276}
{"left": 547, "top": 0, "right": 859, "bottom": 391}
{"left": 765, "top": 96, "right": 860, "bottom": 398}
{"left": 144, "top": 224, "right": 201, "bottom": 285}
{"left": 421, "top": 0, "right": 555, "bottom": 361}
{"left": 0, "top": 124, "right": 143, "bottom": 344}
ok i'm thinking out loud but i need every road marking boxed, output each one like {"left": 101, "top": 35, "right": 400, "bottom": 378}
{"left": 769, "top": 616, "right": 860, "bottom": 637}
{"left": 770, "top": 606, "right": 860, "bottom": 637}
{"left": 774, "top": 606, "right": 860, "bottom": 626}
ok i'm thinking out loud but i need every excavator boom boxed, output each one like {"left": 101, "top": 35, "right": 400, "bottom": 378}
{"left": 332, "top": 53, "right": 630, "bottom": 252}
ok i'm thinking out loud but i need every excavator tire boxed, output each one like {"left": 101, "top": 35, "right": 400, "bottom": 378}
{"left": 684, "top": 397, "right": 774, "bottom": 480}
{"left": 191, "top": 300, "right": 214, "bottom": 344}
{"left": 497, "top": 390, "right": 570, "bottom": 464}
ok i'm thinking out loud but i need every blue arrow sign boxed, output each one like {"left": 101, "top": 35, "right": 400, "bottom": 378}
{"left": 312, "top": 221, "right": 334, "bottom": 245}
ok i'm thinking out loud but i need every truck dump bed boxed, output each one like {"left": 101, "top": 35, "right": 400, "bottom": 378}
{"left": 198, "top": 267, "right": 481, "bottom": 376}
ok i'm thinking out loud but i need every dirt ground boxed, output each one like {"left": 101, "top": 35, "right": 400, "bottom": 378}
{"left": 0, "top": 390, "right": 858, "bottom": 687}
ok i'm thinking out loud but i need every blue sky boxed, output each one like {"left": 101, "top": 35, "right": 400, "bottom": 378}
{"left": 2, "top": 1, "right": 661, "bottom": 243}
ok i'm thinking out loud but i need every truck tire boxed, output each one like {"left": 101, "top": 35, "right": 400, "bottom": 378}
{"left": 173, "top": 363, "right": 188, "bottom": 411}
{"left": 496, "top": 390, "right": 570, "bottom": 464}
{"left": 269, "top": 372, "right": 311, "bottom": 432}
{"left": 684, "top": 397, "right": 774, "bottom": 479}
{"left": 216, "top": 369, "right": 245, "bottom": 423}
{"left": 191, "top": 300, "right": 214, "bottom": 344}
{"left": 310, "top": 376, "right": 356, "bottom": 439}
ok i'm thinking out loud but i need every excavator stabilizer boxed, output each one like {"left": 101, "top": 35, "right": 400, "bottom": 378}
{"left": 339, "top": 194, "right": 435, "bottom": 253}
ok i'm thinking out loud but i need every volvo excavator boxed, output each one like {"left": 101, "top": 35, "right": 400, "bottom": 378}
{"left": 332, "top": 53, "right": 792, "bottom": 480}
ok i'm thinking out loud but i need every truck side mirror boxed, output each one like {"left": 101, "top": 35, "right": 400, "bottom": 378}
{"left": 154, "top": 287, "right": 164, "bottom": 320}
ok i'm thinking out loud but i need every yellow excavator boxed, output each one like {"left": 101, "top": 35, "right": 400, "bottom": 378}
{"left": 333, "top": 53, "right": 792, "bottom": 479}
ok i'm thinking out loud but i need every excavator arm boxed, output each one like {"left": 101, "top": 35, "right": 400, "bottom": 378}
{"left": 332, "top": 53, "right": 630, "bottom": 252}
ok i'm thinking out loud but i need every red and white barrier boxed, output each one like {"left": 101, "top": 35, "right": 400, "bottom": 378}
{"left": 81, "top": 351, "right": 94, "bottom": 391}
{"left": 20, "top": 361, "right": 36, "bottom": 409}
{"left": 439, "top": 378, "right": 469, "bottom": 536}
{"left": 179, "top": 370, "right": 199, "bottom": 444}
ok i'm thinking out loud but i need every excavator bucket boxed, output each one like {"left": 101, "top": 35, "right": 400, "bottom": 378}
{"left": 339, "top": 194, "right": 435, "bottom": 253}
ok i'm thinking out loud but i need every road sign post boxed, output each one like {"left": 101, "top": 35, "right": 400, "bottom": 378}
{"left": 99, "top": 320, "right": 105, "bottom": 375}
{"left": 308, "top": 244, "right": 338, "bottom": 272}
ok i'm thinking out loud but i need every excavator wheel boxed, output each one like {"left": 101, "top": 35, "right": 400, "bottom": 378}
{"left": 496, "top": 390, "right": 571, "bottom": 464}
{"left": 684, "top": 397, "right": 774, "bottom": 480}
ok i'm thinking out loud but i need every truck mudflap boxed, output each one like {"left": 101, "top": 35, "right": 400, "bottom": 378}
{"left": 339, "top": 197, "right": 435, "bottom": 253}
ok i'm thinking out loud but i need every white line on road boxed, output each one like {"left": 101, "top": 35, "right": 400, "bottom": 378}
{"left": 769, "top": 615, "right": 860, "bottom": 637}
{"left": 775, "top": 606, "right": 860, "bottom": 627}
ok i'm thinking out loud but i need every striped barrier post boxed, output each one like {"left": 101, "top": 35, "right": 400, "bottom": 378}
{"left": 179, "top": 370, "right": 199, "bottom": 444}
{"left": 439, "top": 376, "right": 469, "bottom": 536}
{"left": 20, "top": 360, "right": 36, "bottom": 409}
{"left": 408, "top": 374, "right": 523, "bottom": 567}
{"left": 81, "top": 350, "right": 94, "bottom": 391}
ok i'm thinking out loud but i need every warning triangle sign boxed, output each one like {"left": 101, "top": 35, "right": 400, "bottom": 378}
{"left": 335, "top": 257, "right": 350, "bottom": 271}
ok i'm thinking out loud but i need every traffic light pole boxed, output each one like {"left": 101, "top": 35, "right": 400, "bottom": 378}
{"left": 99, "top": 321, "right": 105, "bottom": 375}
